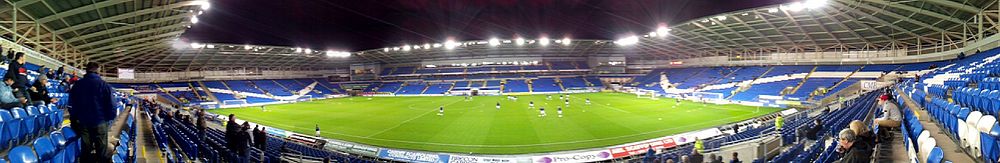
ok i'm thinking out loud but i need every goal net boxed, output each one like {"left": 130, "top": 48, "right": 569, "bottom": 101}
{"left": 297, "top": 95, "right": 314, "bottom": 101}
{"left": 636, "top": 90, "right": 659, "bottom": 100}
{"left": 223, "top": 99, "right": 248, "bottom": 106}
{"left": 692, "top": 92, "right": 723, "bottom": 100}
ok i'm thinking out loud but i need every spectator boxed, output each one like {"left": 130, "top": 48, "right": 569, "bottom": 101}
{"left": 315, "top": 124, "right": 321, "bottom": 137}
{"left": 68, "top": 62, "right": 117, "bottom": 163}
{"left": 15, "top": 68, "right": 30, "bottom": 102}
{"left": 0, "top": 76, "right": 24, "bottom": 108}
{"left": 714, "top": 155, "right": 724, "bottom": 163}
{"left": 680, "top": 155, "right": 688, "bottom": 163}
{"left": 690, "top": 150, "right": 704, "bottom": 163}
{"left": 874, "top": 94, "right": 901, "bottom": 128}
{"left": 252, "top": 125, "right": 260, "bottom": 146}
{"left": 55, "top": 66, "right": 65, "bottom": 80}
{"left": 666, "top": 159, "right": 675, "bottom": 163}
{"left": 849, "top": 120, "right": 876, "bottom": 146}
{"left": 29, "top": 75, "right": 57, "bottom": 105}
{"left": 225, "top": 114, "right": 240, "bottom": 155}
{"left": 730, "top": 152, "right": 741, "bottom": 163}
{"left": 694, "top": 137, "right": 704, "bottom": 152}
{"left": 836, "top": 129, "right": 872, "bottom": 163}
{"left": 195, "top": 109, "right": 207, "bottom": 148}
{"left": 800, "top": 119, "right": 823, "bottom": 140}
{"left": 774, "top": 114, "right": 784, "bottom": 131}
{"left": 257, "top": 127, "right": 267, "bottom": 149}
{"left": 644, "top": 145, "right": 655, "bottom": 163}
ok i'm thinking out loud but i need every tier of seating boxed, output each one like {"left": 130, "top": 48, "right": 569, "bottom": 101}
{"left": 503, "top": 80, "right": 530, "bottom": 92}
{"left": 892, "top": 46, "right": 1000, "bottom": 162}
{"left": 531, "top": 78, "right": 561, "bottom": 92}
{"left": 148, "top": 105, "right": 373, "bottom": 163}
{"left": 397, "top": 82, "right": 427, "bottom": 94}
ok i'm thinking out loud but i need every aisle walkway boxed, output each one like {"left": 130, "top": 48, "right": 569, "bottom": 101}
{"left": 897, "top": 88, "right": 975, "bottom": 162}
{"left": 135, "top": 108, "right": 163, "bottom": 163}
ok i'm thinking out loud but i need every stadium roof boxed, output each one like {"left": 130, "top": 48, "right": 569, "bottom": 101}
{"left": 0, "top": 0, "right": 997, "bottom": 72}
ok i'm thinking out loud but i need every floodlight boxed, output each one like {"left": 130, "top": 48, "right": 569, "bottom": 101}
{"left": 804, "top": 0, "right": 826, "bottom": 9}
{"left": 432, "top": 43, "right": 442, "bottom": 48}
{"left": 402, "top": 45, "right": 411, "bottom": 51}
{"left": 199, "top": 1, "right": 211, "bottom": 10}
{"left": 781, "top": 2, "right": 804, "bottom": 12}
{"left": 191, "top": 16, "right": 199, "bottom": 24}
{"left": 423, "top": 44, "right": 431, "bottom": 49}
{"left": 444, "top": 40, "right": 458, "bottom": 49}
{"left": 305, "top": 49, "right": 313, "bottom": 54}
{"left": 656, "top": 26, "right": 670, "bottom": 37}
{"left": 295, "top": 47, "right": 303, "bottom": 53}
{"left": 393, "top": 47, "right": 401, "bottom": 51}
{"left": 768, "top": 8, "right": 779, "bottom": 13}
{"left": 539, "top": 37, "right": 550, "bottom": 46}
{"left": 243, "top": 45, "right": 251, "bottom": 50}
{"left": 189, "top": 42, "right": 203, "bottom": 49}
{"left": 715, "top": 15, "right": 727, "bottom": 21}
{"left": 561, "top": 38, "right": 571, "bottom": 45}
{"left": 514, "top": 38, "right": 525, "bottom": 45}
{"left": 648, "top": 32, "right": 658, "bottom": 37}
{"left": 614, "top": 35, "right": 639, "bottom": 45}
{"left": 488, "top": 38, "right": 500, "bottom": 46}
{"left": 383, "top": 48, "right": 389, "bottom": 52}
{"left": 206, "top": 44, "right": 215, "bottom": 48}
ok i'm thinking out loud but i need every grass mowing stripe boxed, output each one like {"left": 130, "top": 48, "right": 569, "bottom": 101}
{"left": 209, "top": 93, "right": 781, "bottom": 154}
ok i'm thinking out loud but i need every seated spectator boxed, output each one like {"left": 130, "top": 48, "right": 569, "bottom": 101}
{"left": 690, "top": 150, "right": 704, "bottom": 163}
{"left": 850, "top": 120, "right": 876, "bottom": 146}
{"left": 799, "top": 119, "right": 823, "bottom": 140}
{"left": 874, "top": 94, "right": 901, "bottom": 128}
{"left": 0, "top": 76, "right": 24, "bottom": 108}
{"left": 836, "top": 129, "right": 872, "bottom": 163}
{"left": 680, "top": 155, "right": 688, "bottom": 163}
{"left": 730, "top": 152, "right": 741, "bottom": 163}
{"left": 29, "top": 75, "right": 58, "bottom": 105}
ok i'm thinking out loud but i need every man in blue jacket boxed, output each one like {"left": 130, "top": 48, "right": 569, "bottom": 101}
{"left": 68, "top": 62, "right": 117, "bottom": 162}
{"left": 0, "top": 76, "right": 24, "bottom": 108}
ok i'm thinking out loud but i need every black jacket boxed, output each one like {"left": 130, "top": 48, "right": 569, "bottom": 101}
{"left": 29, "top": 80, "right": 51, "bottom": 103}
{"left": 839, "top": 142, "right": 873, "bottom": 163}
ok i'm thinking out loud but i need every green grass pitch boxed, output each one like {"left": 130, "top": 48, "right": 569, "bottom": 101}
{"left": 208, "top": 93, "right": 781, "bottom": 154}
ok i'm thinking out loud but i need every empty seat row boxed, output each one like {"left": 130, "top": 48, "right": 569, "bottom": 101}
{"left": 899, "top": 83, "right": 1000, "bottom": 162}
{"left": 4, "top": 127, "right": 79, "bottom": 163}
{"left": 1, "top": 104, "right": 65, "bottom": 151}
{"left": 979, "top": 77, "right": 1000, "bottom": 90}
{"left": 952, "top": 87, "right": 1000, "bottom": 116}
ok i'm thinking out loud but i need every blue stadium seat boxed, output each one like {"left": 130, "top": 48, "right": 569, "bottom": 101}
{"left": 0, "top": 109, "right": 12, "bottom": 149}
{"left": 59, "top": 127, "right": 78, "bottom": 162}
{"left": 21, "top": 107, "right": 39, "bottom": 138}
{"left": 989, "top": 90, "right": 1000, "bottom": 116}
{"left": 11, "top": 108, "right": 28, "bottom": 143}
{"left": 927, "top": 147, "right": 943, "bottom": 163}
{"left": 32, "top": 136, "right": 55, "bottom": 162}
{"left": 7, "top": 146, "right": 37, "bottom": 163}
{"left": 49, "top": 132, "right": 67, "bottom": 163}
{"left": 979, "top": 115, "right": 999, "bottom": 163}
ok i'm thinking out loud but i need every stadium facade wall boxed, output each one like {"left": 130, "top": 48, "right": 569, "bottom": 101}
{"left": 0, "top": 37, "right": 84, "bottom": 74}
{"left": 106, "top": 69, "right": 348, "bottom": 83}
{"left": 629, "top": 33, "right": 1000, "bottom": 68}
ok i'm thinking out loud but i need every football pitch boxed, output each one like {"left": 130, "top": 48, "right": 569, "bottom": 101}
{"left": 208, "top": 93, "right": 781, "bottom": 154}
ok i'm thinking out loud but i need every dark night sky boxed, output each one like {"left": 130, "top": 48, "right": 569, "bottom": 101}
{"left": 180, "top": 0, "right": 792, "bottom": 51}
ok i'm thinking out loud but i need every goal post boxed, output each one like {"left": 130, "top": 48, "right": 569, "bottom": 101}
{"left": 635, "top": 90, "right": 659, "bottom": 100}
{"left": 222, "top": 99, "right": 248, "bottom": 107}
{"left": 692, "top": 92, "right": 723, "bottom": 100}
